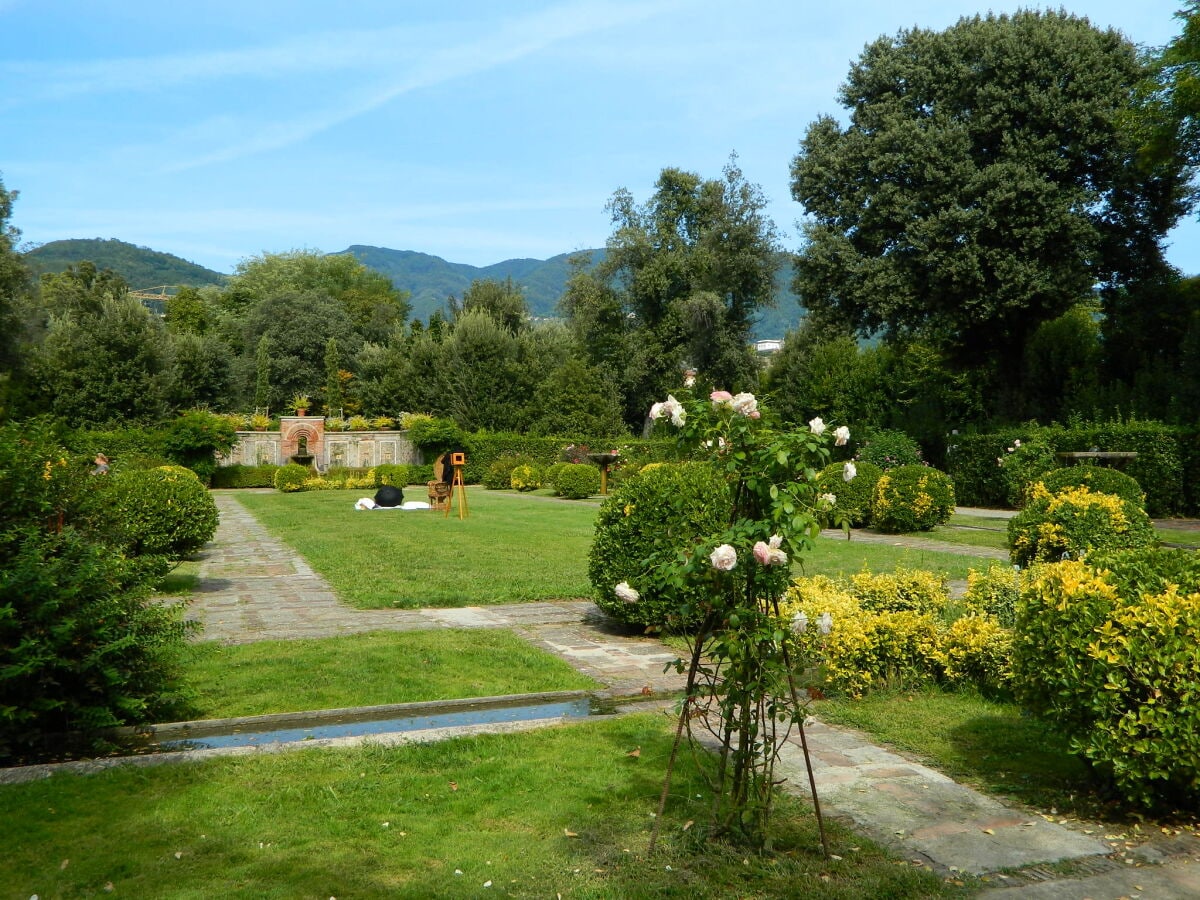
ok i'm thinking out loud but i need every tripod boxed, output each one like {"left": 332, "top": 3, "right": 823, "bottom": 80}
{"left": 444, "top": 463, "right": 468, "bottom": 519}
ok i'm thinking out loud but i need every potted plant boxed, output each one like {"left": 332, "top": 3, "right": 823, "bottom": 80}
{"left": 291, "top": 393, "right": 311, "bottom": 416}
{"left": 249, "top": 412, "right": 271, "bottom": 431}
{"left": 348, "top": 414, "right": 370, "bottom": 431}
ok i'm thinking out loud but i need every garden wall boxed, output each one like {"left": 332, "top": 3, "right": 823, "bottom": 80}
{"left": 221, "top": 417, "right": 418, "bottom": 471}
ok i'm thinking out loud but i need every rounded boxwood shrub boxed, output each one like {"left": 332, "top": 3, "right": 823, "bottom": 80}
{"left": 274, "top": 463, "right": 310, "bottom": 492}
{"left": 1033, "top": 466, "right": 1145, "bottom": 510}
{"left": 554, "top": 463, "right": 600, "bottom": 499}
{"left": 510, "top": 464, "right": 542, "bottom": 491}
{"left": 816, "top": 460, "right": 882, "bottom": 526}
{"left": 1011, "top": 550, "right": 1200, "bottom": 808}
{"left": 846, "top": 567, "right": 948, "bottom": 615}
{"left": 109, "top": 467, "right": 219, "bottom": 559}
{"left": 543, "top": 462, "right": 570, "bottom": 490}
{"left": 590, "top": 462, "right": 731, "bottom": 629}
{"left": 871, "top": 465, "right": 955, "bottom": 533}
{"left": 210, "top": 464, "right": 280, "bottom": 489}
{"left": 856, "top": 429, "right": 923, "bottom": 470}
{"left": 1007, "top": 484, "right": 1155, "bottom": 567}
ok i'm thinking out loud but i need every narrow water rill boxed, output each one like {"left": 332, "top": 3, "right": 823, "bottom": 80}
{"left": 122, "top": 692, "right": 596, "bottom": 754}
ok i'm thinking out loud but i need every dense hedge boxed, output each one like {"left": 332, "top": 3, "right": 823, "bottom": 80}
{"left": 946, "top": 421, "right": 1185, "bottom": 515}
{"left": 816, "top": 460, "right": 882, "bottom": 526}
{"left": 210, "top": 464, "right": 280, "bottom": 488}
{"left": 107, "top": 468, "right": 220, "bottom": 559}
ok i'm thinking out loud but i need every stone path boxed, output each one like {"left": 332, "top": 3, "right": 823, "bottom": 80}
{"left": 185, "top": 493, "right": 1199, "bottom": 892}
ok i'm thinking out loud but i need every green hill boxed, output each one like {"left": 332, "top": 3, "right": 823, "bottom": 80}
{"left": 23, "top": 238, "right": 227, "bottom": 290}
{"left": 339, "top": 245, "right": 804, "bottom": 339}
{"left": 21, "top": 238, "right": 804, "bottom": 339}
{"left": 337, "top": 245, "right": 603, "bottom": 323}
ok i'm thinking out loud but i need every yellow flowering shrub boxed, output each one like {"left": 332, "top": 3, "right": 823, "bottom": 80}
{"left": 962, "top": 564, "right": 1024, "bottom": 627}
{"left": 934, "top": 615, "right": 1013, "bottom": 690}
{"left": 871, "top": 464, "right": 955, "bottom": 533}
{"left": 1007, "top": 484, "right": 1155, "bottom": 567}
{"left": 781, "top": 576, "right": 941, "bottom": 697}
{"left": 1012, "top": 551, "right": 1200, "bottom": 807}
{"left": 847, "top": 567, "right": 948, "bottom": 615}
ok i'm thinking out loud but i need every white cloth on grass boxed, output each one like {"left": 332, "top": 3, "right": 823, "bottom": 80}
{"left": 355, "top": 498, "right": 431, "bottom": 510}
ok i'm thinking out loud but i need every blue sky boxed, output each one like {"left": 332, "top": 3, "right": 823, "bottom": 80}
{"left": 1, "top": 0, "right": 1194, "bottom": 277}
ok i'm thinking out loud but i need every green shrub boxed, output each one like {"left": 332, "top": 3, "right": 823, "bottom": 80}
{"left": 509, "top": 464, "right": 542, "bottom": 491}
{"left": 0, "top": 527, "right": 191, "bottom": 761}
{"left": 107, "top": 468, "right": 218, "bottom": 559}
{"left": 1011, "top": 551, "right": 1200, "bottom": 807}
{"left": 855, "top": 429, "right": 923, "bottom": 470}
{"left": 996, "top": 436, "right": 1058, "bottom": 507}
{"left": 962, "top": 564, "right": 1022, "bottom": 627}
{"left": 210, "top": 464, "right": 280, "bottom": 489}
{"left": 1008, "top": 484, "right": 1155, "bottom": 567}
{"left": 553, "top": 463, "right": 601, "bottom": 499}
{"left": 483, "top": 454, "right": 534, "bottom": 490}
{"left": 159, "top": 410, "right": 239, "bottom": 484}
{"left": 816, "top": 460, "right": 882, "bottom": 526}
{"left": 1034, "top": 466, "right": 1145, "bottom": 509}
{"left": 543, "top": 462, "right": 570, "bottom": 489}
{"left": 590, "top": 462, "right": 731, "bottom": 629}
{"left": 274, "top": 463, "right": 310, "bottom": 492}
{"left": 871, "top": 465, "right": 955, "bottom": 533}
{"left": 374, "top": 464, "right": 412, "bottom": 487}
{"left": 945, "top": 429, "right": 1029, "bottom": 507}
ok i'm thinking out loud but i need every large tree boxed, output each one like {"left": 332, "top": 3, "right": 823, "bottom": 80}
{"left": 562, "top": 158, "right": 780, "bottom": 429}
{"left": 0, "top": 175, "right": 31, "bottom": 410}
{"left": 791, "top": 11, "right": 1191, "bottom": 395}
{"left": 227, "top": 249, "right": 410, "bottom": 345}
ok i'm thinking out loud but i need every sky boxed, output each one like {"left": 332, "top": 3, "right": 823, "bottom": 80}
{"left": 1, "top": 0, "right": 1195, "bottom": 278}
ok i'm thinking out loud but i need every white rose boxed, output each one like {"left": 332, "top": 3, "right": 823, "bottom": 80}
{"left": 843, "top": 461, "right": 857, "bottom": 482}
{"left": 730, "top": 392, "right": 758, "bottom": 417}
{"left": 834, "top": 425, "right": 850, "bottom": 446}
{"left": 614, "top": 581, "right": 640, "bottom": 603}
{"left": 808, "top": 417, "right": 826, "bottom": 436}
{"left": 710, "top": 544, "right": 738, "bottom": 571}
{"left": 819, "top": 492, "right": 837, "bottom": 509}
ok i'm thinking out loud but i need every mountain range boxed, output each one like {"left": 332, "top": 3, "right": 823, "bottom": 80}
{"left": 23, "top": 238, "right": 803, "bottom": 339}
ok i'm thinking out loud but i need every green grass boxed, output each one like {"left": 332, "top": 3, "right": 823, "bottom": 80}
{"left": 1156, "top": 525, "right": 1200, "bottom": 548}
{"left": 816, "top": 689, "right": 1102, "bottom": 818}
{"left": 801, "top": 535, "right": 1000, "bottom": 580}
{"left": 0, "top": 716, "right": 963, "bottom": 899}
{"left": 182, "top": 630, "right": 598, "bottom": 719}
{"left": 155, "top": 559, "right": 202, "bottom": 596}
{"left": 233, "top": 488, "right": 598, "bottom": 608}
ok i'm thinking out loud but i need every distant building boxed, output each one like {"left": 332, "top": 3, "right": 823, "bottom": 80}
{"left": 754, "top": 339, "right": 783, "bottom": 354}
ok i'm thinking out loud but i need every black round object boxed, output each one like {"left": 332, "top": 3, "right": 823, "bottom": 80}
{"left": 373, "top": 484, "right": 404, "bottom": 507}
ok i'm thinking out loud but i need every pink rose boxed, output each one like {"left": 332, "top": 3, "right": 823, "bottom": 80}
{"left": 711, "top": 390, "right": 733, "bottom": 407}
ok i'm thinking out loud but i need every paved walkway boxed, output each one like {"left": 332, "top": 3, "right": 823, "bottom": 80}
{"left": 183, "top": 494, "right": 1200, "bottom": 893}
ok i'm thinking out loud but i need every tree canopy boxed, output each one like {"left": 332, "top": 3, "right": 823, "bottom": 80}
{"left": 563, "top": 158, "right": 780, "bottom": 429}
{"left": 791, "top": 10, "right": 1191, "bottom": 384}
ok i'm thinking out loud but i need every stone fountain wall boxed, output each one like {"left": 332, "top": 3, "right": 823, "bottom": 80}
{"left": 222, "top": 417, "right": 418, "bottom": 470}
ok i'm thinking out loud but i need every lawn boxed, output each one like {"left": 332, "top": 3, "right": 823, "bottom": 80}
{"left": 233, "top": 488, "right": 598, "bottom": 608}
{"left": 0, "top": 716, "right": 962, "bottom": 899}
{"left": 234, "top": 488, "right": 1003, "bottom": 607}
{"left": 182, "top": 630, "right": 599, "bottom": 719}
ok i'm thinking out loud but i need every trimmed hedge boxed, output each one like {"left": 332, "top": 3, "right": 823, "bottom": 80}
{"left": 590, "top": 462, "right": 731, "bottom": 629}
{"left": 108, "top": 467, "right": 219, "bottom": 559}
{"left": 816, "top": 460, "right": 882, "bottom": 526}
{"left": 211, "top": 464, "right": 280, "bottom": 489}
{"left": 946, "top": 421, "right": 1184, "bottom": 516}
{"left": 1034, "top": 466, "right": 1145, "bottom": 509}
